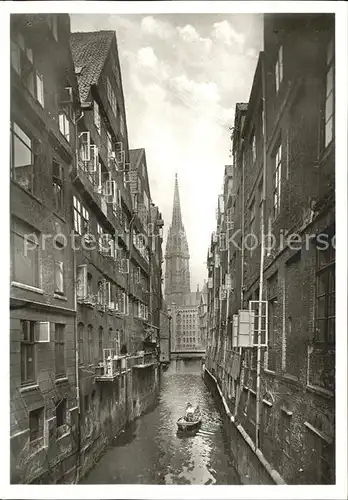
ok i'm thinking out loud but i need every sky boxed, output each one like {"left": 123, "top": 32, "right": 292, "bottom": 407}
{"left": 70, "top": 13, "right": 263, "bottom": 290}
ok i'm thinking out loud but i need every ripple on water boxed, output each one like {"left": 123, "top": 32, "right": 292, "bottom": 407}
{"left": 82, "top": 366, "right": 241, "bottom": 485}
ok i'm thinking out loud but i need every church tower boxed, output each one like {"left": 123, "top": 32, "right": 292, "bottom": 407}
{"left": 164, "top": 174, "right": 191, "bottom": 306}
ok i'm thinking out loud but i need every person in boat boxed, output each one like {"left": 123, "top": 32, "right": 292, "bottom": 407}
{"left": 185, "top": 402, "right": 195, "bottom": 422}
{"left": 193, "top": 405, "right": 200, "bottom": 419}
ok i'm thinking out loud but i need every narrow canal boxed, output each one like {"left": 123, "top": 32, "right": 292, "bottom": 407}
{"left": 82, "top": 359, "right": 240, "bottom": 484}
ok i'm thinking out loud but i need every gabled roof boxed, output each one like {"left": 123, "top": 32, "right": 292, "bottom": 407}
{"left": 70, "top": 30, "right": 115, "bottom": 102}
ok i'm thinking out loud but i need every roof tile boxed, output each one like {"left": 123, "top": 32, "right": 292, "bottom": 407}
{"left": 70, "top": 31, "right": 115, "bottom": 102}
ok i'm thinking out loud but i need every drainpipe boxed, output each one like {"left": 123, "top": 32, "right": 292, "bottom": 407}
{"left": 240, "top": 141, "right": 245, "bottom": 310}
{"left": 73, "top": 110, "right": 84, "bottom": 483}
{"left": 255, "top": 52, "right": 267, "bottom": 450}
{"left": 125, "top": 212, "right": 136, "bottom": 424}
{"left": 234, "top": 129, "right": 246, "bottom": 418}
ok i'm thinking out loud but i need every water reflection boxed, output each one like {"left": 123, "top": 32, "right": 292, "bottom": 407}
{"left": 82, "top": 361, "right": 240, "bottom": 484}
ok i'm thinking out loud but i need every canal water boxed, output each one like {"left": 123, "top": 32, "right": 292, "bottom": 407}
{"left": 82, "top": 359, "right": 240, "bottom": 484}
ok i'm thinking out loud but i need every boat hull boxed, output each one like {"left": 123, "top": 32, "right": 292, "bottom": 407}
{"left": 177, "top": 417, "right": 202, "bottom": 431}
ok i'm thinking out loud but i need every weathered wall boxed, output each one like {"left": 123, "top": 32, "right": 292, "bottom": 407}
{"left": 203, "top": 369, "right": 279, "bottom": 485}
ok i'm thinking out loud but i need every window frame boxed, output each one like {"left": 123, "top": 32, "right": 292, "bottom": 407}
{"left": 87, "top": 324, "right": 93, "bottom": 364}
{"left": 323, "top": 37, "right": 335, "bottom": 150}
{"left": 12, "top": 32, "right": 44, "bottom": 106}
{"left": 10, "top": 121, "right": 36, "bottom": 194}
{"left": 78, "top": 322, "right": 84, "bottom": 366}
{"left": 52, "top": 159, "right": 64, "bottom": 214}
{"left": 58, "top": 111, "right": 70, "bottom": 142}
{"left": 106, "top": 77, "right": 117, "bottom": 118}
{"left": 54, "top": 241, "right": 65, "bottom": 296}
{"left": 94, "top": 100, "right": 101, "bottom": 134}
{"left": 315, "top": 234, "right": 335, "bottom": 345}
{"left": 281, "top": 410, "right": 292, "bottom": 458}
{"left": 54, "top": 323, "right": 66, "bottom": 378}
{"left": 275, "top": 45, "right": 284, "bottom": 93}
{"left": 272, "top": 141, "right": 282, "bottom": 220}
{"left": 73, "top": 196, "right": 89, "bottom": 235}
{"left": 98, "top": 326, "right": 103, "bottom": 361}
{"left": 55, "top": 398, "right": 67, "bottom": 436}
{"left": 29, "top": 406, "right": 44, "bottom": 443}
{"left": 11, "top": 218, "right": 40, "bottom": 288}
{"left": 20, "top": 320, "right": 37, "bottom": 385}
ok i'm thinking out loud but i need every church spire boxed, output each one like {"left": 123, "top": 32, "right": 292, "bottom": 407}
{"left": 171, "top": 173, "right": 183, "bottom": 228}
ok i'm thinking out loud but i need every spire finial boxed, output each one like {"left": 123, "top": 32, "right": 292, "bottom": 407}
{"left": 171, "top": 173, "right": 183, "bottom": 228}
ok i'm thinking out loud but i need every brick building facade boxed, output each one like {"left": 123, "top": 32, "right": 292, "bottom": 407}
{"left": 10, "top": 15, "right": 165, "bottom": 484}
{"left": 10, "top": 14, "right": 80, "bottom": 484}
{"left": 205, "top": 14, "right": 335, "bottom": 484}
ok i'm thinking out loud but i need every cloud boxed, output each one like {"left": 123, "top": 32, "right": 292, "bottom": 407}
{"left": 246, "top": 47, "right": 258, "bottom": 58}
{"left": 137, "top": 47, "right": 158, "bottom": 68}
{"left": 141, "top": 16, "right": 175, "bottom": 39}
{"left": 171, "top": 74, "right": 220, "bottom": 106}
{"left": 70, "top": 13, "right": 263, "bottom": 288}
{"left": 177, "top": 24, "right": 212, "bottom": 51}
{"left": 212, "top": 20, "right": 245, "bottom": 50}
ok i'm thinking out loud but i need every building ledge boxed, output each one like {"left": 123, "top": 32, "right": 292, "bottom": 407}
{"left": 55, "top": 376, "right": 69, "bottom": 385}
{"left": 95, "top": 373, "right": 120, "bottom": 382}
{"left": 306, "top": 384, "right": 334, "bottom": 399}
{"left": 54, "top": 294, "right": 67, "bottom": 301}
{"left": 304, "top": 421, "right": 332, "bottom": 444}
{"left": 132, "top": 362, "right": 157, "bottom": 369}
{"left": 19, "top": 384, "right": 39, "bottom": 394}
{"left": 11, "top": 282, "right": 44, "bottom": 294}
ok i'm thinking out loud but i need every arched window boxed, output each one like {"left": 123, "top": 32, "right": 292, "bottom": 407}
{"left": 98, "top": 326, "right": 103, "bottom": 360}
{"left": 97, "top": 281, "right": 104, "bottom": 305}
{"left": 108, "top": 327, "right": 113, "bottom": 349}
{"left": 87, "top": 324, "right": 93, "bottom": 364}
{"left": 115, "top": 329, "right": 120, "bottom": 355}
{"left": 78, "top": 322, "right": 84, "bottom": 365}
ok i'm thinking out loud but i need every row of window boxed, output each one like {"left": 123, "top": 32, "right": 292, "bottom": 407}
{"left": 78, "top": 323, "right": 122, "bottom": 366}
{"left": 11, "top": 32, "right": 44, "bottom": 107}
{"left": 94, "top": 90, "right": 125, "bottom": 139}
{"left": 10, "top": 122, "right": 67, "bottom": 217}
{"left": 225, "top": 233, "right": 335, "bottom": 354}
{"left": 238, "top": 38, "right": 334, "bottom": 223}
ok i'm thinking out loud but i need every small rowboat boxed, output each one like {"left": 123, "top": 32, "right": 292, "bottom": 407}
{"left": 177, "top": 413, "right": 202, "bottom": 431}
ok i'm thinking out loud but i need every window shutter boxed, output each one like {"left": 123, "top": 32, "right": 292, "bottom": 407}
{"left": 36, "top": 73, "right": 44, "bottom": 107}
{"left": 105, "top": 282, "right": 111, "bottom": 308}
{"left": 77, "top": 265, "right": 87, "bottom": 299}
{"left": 279, "top": 46, "right": 283, "bottom": 82}
{"left": 96, "top": 161, "right": 102, "bottom": 192}
{"left": 36, "top": 322, "right": 50, "bottom": 342}
{"left": 238, "top": 310, "right": 255, "bottom": 348}
{"left": 125, "top": 294, "right": 129, "bottom": 315}
{"left": 79, "top": 132, "right": 91, "bottom": 161}
{"left": 11, "top": 41, "right": 21, "bottom": 74}
{"left": 88, "top": 145, "right": 98, "bottom": 173}
{"left": 232, "top": 315, "right": 238, "bottom": 347}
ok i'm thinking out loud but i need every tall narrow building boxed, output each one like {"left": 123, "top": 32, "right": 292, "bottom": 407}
{"left": 164, "top": 174, "right": 190, "bottom": 306}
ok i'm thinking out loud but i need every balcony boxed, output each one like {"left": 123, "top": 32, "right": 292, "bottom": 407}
{"left": 73, "top": 159, "right": 102, "bottom": 207}
{"left": 95, "top": 349, "right": 127, "bottom": 382}
{"left": 73, "top": 161, "right": 119, "bottom": 235}
{"left": 131, "top": 352, "right": 157, "bottom": 370}
{"left": 129, "top": 281, "right": 149, "bottom": 302}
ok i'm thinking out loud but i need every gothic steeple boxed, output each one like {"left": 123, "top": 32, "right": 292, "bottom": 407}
{"left": 172, "top": 173, "right": 183, "bottom": 228}
{"left": 165, "top": 173, "right": 191, "bottom": 306}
